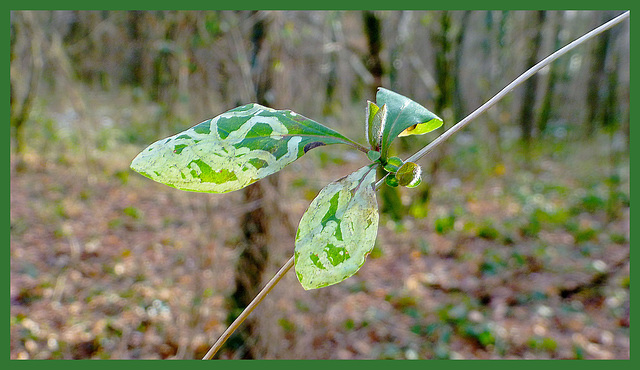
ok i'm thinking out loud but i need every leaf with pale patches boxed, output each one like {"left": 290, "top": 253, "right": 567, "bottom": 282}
{"left": 130, "top": 103, "right": 361, "bottom": 193}
{"left": 376, "top": 87, "right": 443, "bottom": 159}
{"left": 294, "top": 165, "right": 379, "bottom": 290}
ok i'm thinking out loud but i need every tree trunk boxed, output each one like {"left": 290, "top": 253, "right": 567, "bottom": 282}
{"left": 433, "top": 11, "right": 453, "bottom": 120}
{"left": 389, "top": 11, "right": 412, "bottom": 90}
{"left": 425, "top": 11, "right": 457, "bottom": 187}
{"left": 482, "top": 10, "right": 508, "bottom": 161}
{"left": 363, "top": 11, "right": 384, "bottom": 98}
{"left": 10, "top": 11, "right": 44, "bottom": 170}
{"left": 584, "top": 11, "right": 615, "bottom": 136}
{"left": 451, "top": 11, "right": 471, "bottom": 123}
{"left": 123, "top": 11, "right": 148, "bottom": 88}
{"left": 536, "top": 11, "right": 563, "bottom": 136}
{"left": 518, "top": 11, "right": 545, "bottom": 146}
{"left": 226, "top": 181, "right": 271, "bottom": 359}
{"left": 362, "top": 10, "right": 405, "bottom": 221}
{"left": 225, "top": 11, "right": 280, "bottom": 359}
{"left": 322, "top": 12, "right": 340, "bottom": 116}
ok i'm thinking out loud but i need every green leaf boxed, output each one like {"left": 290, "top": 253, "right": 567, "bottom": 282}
{"left": 365, "top": 101, "right": 387, "bottom": 151}
{"left": 295, "top": 165, "right": 379, "bottom": 290}
{"left": 385, "top": 174, "right": 399, "bottom": 187}
{"left": 396, "top": 161, "right": 422, "bottom": 188}
{"left": 130, "top": 103, "right": 358, "bottom": 193}
{"left": 376, "top": 87, "right": 443, "bottom": 159}
{"left": 367, "top": 150, "right": 381, "bottom": 162}
{"left": 383, "top": 156, "right": 404, "bottom": 173}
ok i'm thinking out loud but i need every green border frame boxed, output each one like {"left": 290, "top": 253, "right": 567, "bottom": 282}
{"left": 6, "top": 2, "right": 634, "bottom": 369}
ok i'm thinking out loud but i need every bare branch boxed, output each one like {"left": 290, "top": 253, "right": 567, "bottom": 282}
{"left": 400, "top": 11, "right": 629, "bottom": 172}
{"left": 202, "top": 256, "right": 295, "bottom": 360}
{"left": 203, "top": 11, "right": 629, "bottom": 359}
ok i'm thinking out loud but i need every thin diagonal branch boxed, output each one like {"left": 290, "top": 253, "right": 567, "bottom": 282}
{"left": 204, "top": 11, "right": 629, "bottom": 359}
{"left": 202, "top": 256, "right": 294, "bottom": 360}
{"left": 384, "top": 11, "right": 630, "bottom": 186}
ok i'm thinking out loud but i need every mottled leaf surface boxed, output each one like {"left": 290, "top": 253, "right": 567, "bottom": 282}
{"left": 376, "top": 87, "right": 443, "bottom": 158}
{"left": 294, "top": 165, "right": 379, "bottom": 290}
{"left": 130, "top": 104, "right": 358, "bottom": 193}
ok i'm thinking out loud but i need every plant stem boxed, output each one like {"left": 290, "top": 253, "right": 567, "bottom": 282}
{"left": 376, "top": 10, "right": 630, "bottom": 188}
{"left": 202, "top": 256, "right": 295, "bottom": 360}
{"left": 203, "top": 11, "right": 629, "bottom": 359}
{"left": 350, "top": 141, "right": 372, "bottom": 154}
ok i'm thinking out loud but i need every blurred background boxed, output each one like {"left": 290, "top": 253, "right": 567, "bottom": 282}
{"left": 10, "top": 10, "right": 629, "bottom": 359}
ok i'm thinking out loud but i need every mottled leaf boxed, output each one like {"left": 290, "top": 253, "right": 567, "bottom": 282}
{"left": 376, "top": 87, "right": 443, "bottom": 158}
{"left": 130, "top": 103, "right": 360, "bottom": 193}
{"left": 295, "top": 165, "right": 379, "bottom": 290}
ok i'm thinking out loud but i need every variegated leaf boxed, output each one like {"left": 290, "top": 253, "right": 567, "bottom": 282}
{"left": 130, "top": 103, "right": 360, "bottom": 193}
{"left": 294, "top": 165, "right": 379, "bottom": 290}
{"left": 376, "top": 87, "right": 443, "bottom": 159}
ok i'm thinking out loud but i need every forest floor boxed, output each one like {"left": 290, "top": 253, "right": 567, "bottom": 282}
{"left": 10, "top": 117, "right": 629, "bottom": 359}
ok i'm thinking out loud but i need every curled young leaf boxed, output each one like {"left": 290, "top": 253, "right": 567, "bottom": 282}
{"left": 376, "top": 87, "right": 443, "bottom": 158}
{"left": 294, "top": 165, "right": 379, "bottom": 290}
{"left": 365, "top": 101, "right": 387, "bottom": 151}
{"left": 396, "top": 161, "right": 422, "bottom": 188}
{"left": 130, "top": 104, "right": 359, "bottom": 193}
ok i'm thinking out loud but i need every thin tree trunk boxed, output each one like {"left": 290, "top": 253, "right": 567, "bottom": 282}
{"left": 482, "top": 10, "right": 507, "bottom": 161}
{"left": 10, "top": 11, "right": 44, "bottom": 170}
{"left": 322, "top": 12, "right": 340, "bottom": 116}
{"left": 518, "top": 11, "right": 545, "bottom": 146}
{"left": 433, "top": 11, "right": 453, "bottom": 120}
{"left": 536, "top": 11, "right": 563, "bottom": 136}
{"left": 123, "top": 11, "right": 149, "bottom": 89}
{"left": 584, "top": 11, "right": 614, "bottom": 137}
{"left": 389, "top": 11, "right": 412, "bottom": 90}
{"left": 225, "top": 11, "right": 280, "bottom": 359}
{"left": 363, "top": 10, "right": 405, "bottom": 221}
{"left": 451, "top": 11, "right": 470, "bottom": 123}
{"left": 426, "top": 11, "right": 456, "bottom": 187}
{"left": 363, "top": 10, "right": 383, "bottom": 98}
